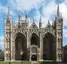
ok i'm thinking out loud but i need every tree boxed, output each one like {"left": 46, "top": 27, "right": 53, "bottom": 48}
{"left": 0, "top": 49, "right": 4, "bottom": 61}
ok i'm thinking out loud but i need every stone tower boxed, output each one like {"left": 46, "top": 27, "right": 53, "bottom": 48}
{"left": 55, "top": 5, "right": 63, "bottom": 61}
{"left": 4, "top": 5, "right": 63, "bottom": 62}
{"left": 4, "top": 7, "right": 12, "bottom": 60}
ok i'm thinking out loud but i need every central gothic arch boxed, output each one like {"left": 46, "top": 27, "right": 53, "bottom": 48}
{"left": 30, "top": 33, "right": 39, "bottom": 61}
{"left": 43, "top": 32, "right": 56, "bottom": 60}
{"left": 15, "top": 33, "right": 28, "bottom": 60}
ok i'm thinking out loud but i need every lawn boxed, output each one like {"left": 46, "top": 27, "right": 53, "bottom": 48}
{"left": 0, "top": 61, "right": 31, "bottom": 64}
{"left": 0, "top": 61, "right": 56, "bottom": 64}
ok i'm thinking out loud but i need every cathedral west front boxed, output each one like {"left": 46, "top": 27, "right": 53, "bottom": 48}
{"left": 4, "top": 5, "right": 63, "bottom": 62}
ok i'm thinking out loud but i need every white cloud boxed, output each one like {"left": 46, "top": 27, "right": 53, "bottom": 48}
{"left": 59, "top": 3, "right": 67, "bottom": 26}
{"left": 0, "top": 36, "right": 4, "bottom": 42}
{"left": 43, "top": 2, "right": 67, "bottom": 27}
{"left": 0, "top": 4, "right": 15, "bottom": 16}
{"left": 33, "top": 10, "right": 41, "bottom": 26}
{"left": 8, "top": 0, "right": 67, "bottom": 28}
{"left": 63, "top": 29, "right": 67, "bottom": 37}
{"left": 42, "top": 1, "right": 67, "bottom": 27}
{"left": 16, "top": 0, "right": 44, "bottom": 11}
{"left": 33, "top": 1, "right": 56, "bottom": 27}
{"left": 9, "top": 0, "right": 44, "bottom": 12}
{"left": 41, "top": 16, "right": 52, "bottom": 27}
{"left": 33, "top": 1, "right": 56, "bottom": 28}
{"left": 0, "top": 41, "right": 4, "bottom": 50}
{"left": 34, "top": 10, "right": 41, "bottom": 20}
{"left": 0, "top": 36, "right": 4, "bottom": 50}
{"left": 63, "top": 29, "right": 67, "bottom": 46}
{"left": 8, "top": 0, "right": 67, "bottom": 27}
{"left": 42, "top": 1, "right": 57, "bottom": 17}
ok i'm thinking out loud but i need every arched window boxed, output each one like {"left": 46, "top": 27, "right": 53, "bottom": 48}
{"left": 31, "top": 33, "right": 39, "bottom": 47}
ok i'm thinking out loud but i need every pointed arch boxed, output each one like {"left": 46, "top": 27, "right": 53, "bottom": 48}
{"left": 43, "top": 32, "right": 56, "bottom": 60}
{"left": 31, "top": 33, "right": 40, "bottom": 47}
{"left": 15, "top": 32, "right": 28, "bottom": 60}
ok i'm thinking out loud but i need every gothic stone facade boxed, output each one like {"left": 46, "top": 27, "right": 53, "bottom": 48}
{"left": 4, "top": 6, "right": 63, "bottom": 62}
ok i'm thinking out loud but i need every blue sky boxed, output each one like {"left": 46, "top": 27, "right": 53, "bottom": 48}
{"left": 0, "top": 0, "right": 67, "bottom": 50}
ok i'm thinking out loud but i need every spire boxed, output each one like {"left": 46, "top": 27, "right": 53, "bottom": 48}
{"left": 18, "top": 12, "right": 22, "bottom": 23}
{"left": 57, "top": 4, "right": 60, "bottom": 16}
{"left": 25, "top": 12, "right": 29, "bottom": 27}
{"left": 48, "top": 20, "right": 49, "bottom": 24}
{"left": 32, "top": 19, "right": 35, "bottom": 25}
{"left": 45, "top": 20, "right": 51, "bottom": 28}
{"left": 57, "top": 4, "right": 63, "bottom": 20}
{"left": 8, "top": 6, "right": 11, "bottom": 20}
{"left": 7, "top": 6, "right": 12, "bottom": 23}
{"left": 4, "top": 16, "right": 6, "bottom": 23}
{"left": 39, "top": 16, "right": 42, "bottom": 28}
{"left": 32, "top": 19, "right": 37, "bottom": 27}
{"left": 39, "top": 16, "right": 41, "bottom": 23}
{"left": 26, "top": 12, "right": 28, "bottom": 20}
{"left": 47, "top": 20, "right": 51, "bottom": 26}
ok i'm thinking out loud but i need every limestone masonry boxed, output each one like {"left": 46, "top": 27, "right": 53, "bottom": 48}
{"left": 4, "top": 5, "right": 63, "bottom": 62}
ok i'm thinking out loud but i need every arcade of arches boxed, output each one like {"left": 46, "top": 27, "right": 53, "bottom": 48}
{"left": 15, "top": 32, "right": 56, "bottom": 61}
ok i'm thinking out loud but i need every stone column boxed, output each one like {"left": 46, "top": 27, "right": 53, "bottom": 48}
{"left": 30, "top": 46, "right": 31, "bottom": 61}
{"left": 27, "top": 32, "right": 31, "bottom": 61}
{"left": 40, "top": 33, "right": 43, "bottom": 61}
{"left": 11, "top": 35, "right": 15, "bottom": 61}
{"left": 27, "top": 31, "right": 30, "bottom": 48}
{"left": 56, "top": 31, "right": 62, "bottom": 62}
{"left": 27, "top": 31, "right": 30, "bottom": 61}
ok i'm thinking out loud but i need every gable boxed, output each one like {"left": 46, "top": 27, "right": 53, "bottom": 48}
{"left": 30, "top": 21, "right": 38, "bottom": 29}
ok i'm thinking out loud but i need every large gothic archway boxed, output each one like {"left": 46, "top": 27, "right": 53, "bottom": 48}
{"left": 15, "top": 33, "right": 27, "bottom": 60}
{"left": 43, "top": 32, "right": 56, "bottom": 60}
{"left": 31, "top": 33, "right": 39, "bottom": 61}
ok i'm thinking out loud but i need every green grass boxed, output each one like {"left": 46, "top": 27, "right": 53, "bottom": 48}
{"left": 0, "top": 61, "right": 31, "bottom": 64}
{"left": 0, "top": 62, "right": 9, "bottom": 64}
{"left": 0, "top": 61, "right": 56, "bottom": 64}
{"left": 40, "top": 61, "right": 56, "bottom": 64}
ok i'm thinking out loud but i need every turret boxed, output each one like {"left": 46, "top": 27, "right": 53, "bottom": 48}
{"left": 25, "top": 12, "right": 29, "bottom": 28}
{"left": 4, "top": 16, "right": 6, "bottom": 23}
{"left": 26, "top": 12, "right": 28, "bottom": 21}
{"left": 18, "top": 12, "right": 22, "bottom": 23}
{"left": 4, "top": 7, "right": 12, "bottom": 61}
{"left": 55, "top": 4, "right": 63, "bottom": 62}
{"left": 57, "top": 4, "right": 63, "bottom": 22}
{"left": 6, "top": 7, "right": 12, "bottom": 23}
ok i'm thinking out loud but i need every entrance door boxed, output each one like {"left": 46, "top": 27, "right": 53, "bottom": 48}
{"left": 31, "top": 55, "right": 37, "bottom": 61}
